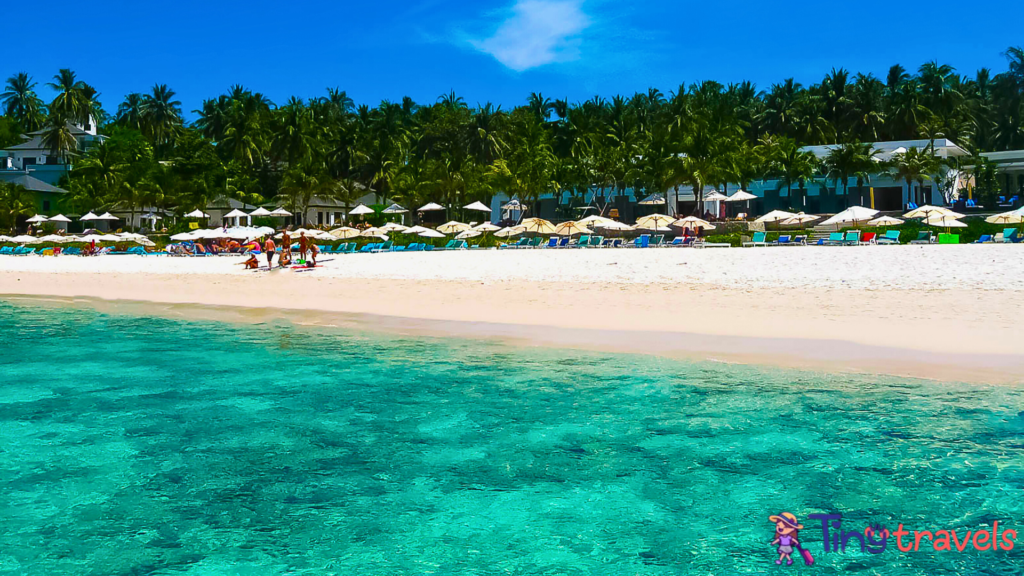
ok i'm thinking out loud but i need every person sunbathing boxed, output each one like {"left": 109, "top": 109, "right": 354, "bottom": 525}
{"left": 240, "top": 254, "right": 260, "bottom": 269}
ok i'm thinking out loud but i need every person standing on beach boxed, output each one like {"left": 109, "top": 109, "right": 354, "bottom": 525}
{"left": 263, "top": 236, "right": 276, "bottom": 269}
{"left": 281, "top": 229, "right": 292, "bottom": 262}
{"left": 298, "top": 232, "right": 308, "bottom": 262}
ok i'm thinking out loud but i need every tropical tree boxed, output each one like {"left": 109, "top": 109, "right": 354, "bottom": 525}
{"left": 2, "top": 73, "right": 46, "bottom": 131}
{"left": 889, "top": 147, "right": 939, "bottom": 206}
{"left": 0, "top": 181, "right": 35, "bottom": 231}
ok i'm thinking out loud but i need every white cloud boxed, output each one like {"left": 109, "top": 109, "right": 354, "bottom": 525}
{"left": 472, "top": 0, "right": 591, "bottom": 72}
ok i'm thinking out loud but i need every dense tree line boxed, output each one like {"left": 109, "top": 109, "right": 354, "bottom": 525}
{"left": 1, "top": 47, "right": 1023, "bottom": 228}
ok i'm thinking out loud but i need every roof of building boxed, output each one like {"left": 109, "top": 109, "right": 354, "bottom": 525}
{"left": 980, "top": 149, "right": 1024, "bottom": 163}
{"left": 0, "top": 172, "right": 68, "bottom": 193}
{"left": 801, "top": 138, "right": 970, "bottom": 160}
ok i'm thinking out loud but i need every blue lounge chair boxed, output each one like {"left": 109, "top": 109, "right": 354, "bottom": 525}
{"left": 557, "top": 237, "right": 570, "bottom": 248}
{"left": 669, "top": 237, "right": 683, "bottom": 246}
{"left": 974, "top": 234, "right": 993, "bottom": 244}
{"left": 843, "top": 231, "right": 860, "bottom": 246}
{"left": 545, "top": 237, "right": 559, "bottom": 248}
{"left": 743, "top": 231, "right": 768, "bottom": 247}
{"left": 1002, "top": 228, "right": 1021, "bottom": 243}
{"left": 826, "top": 232, "right": 845, "bottom": 245}
{"left": 0, "top": 246, "right": 13, "bottom": 255}
{"left": 589, "top": 235, "right": 604, "bottom": 247}
{"left": 774, "top": 235, "right": 791, "bottom": 246}
{"left": 574, "top": 235, "right": 590, "bottom": 247}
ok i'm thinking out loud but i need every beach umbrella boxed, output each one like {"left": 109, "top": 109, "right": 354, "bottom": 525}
{"left": 597, "top": 220, "right": 636, "bottom": 231}
{"left": 922, "top": 213, "right": 966, "bottom": 229}
{"left": 223, "top": 208, "right": 248, "bottom": 219}
{"left": 80, "top": 212, "right": 99, "bottom": 221}
{"left": 38, "top": 234, "right": 66, "bottom": 243}
{"left": 456, "top": 229, "right": 482, "bottom": 240}
{"left": 380, "top": 222, "right": 409, "bottom": 232}
{"left": 98, "top": 212, "right": 119, "bottom": 221}
{"left": 502, "top": 199, "right": 523, "bottom": 210}
{"left": 703, "top": 191, "right": 728, "bottom": 201}
{"left": 170, "top": 232, "right": 197, "bottom": 241}
{"left": 780, "top": 212, "right": 819, "bottom": 226}
{"left": 402, "top": 225, "right": 431, "bottom": 235}
{"left": 0, "top": 235, "right": 10, "bottom": 242}
{"left": 673, "top": 216, "right": 716, "bottom": 230}
{"left": 26, "top": 214, "right": 49, "bottom": 223}
{"left": 437, "top": 220, "right": 471, "bottom": 234}
{"left": 185, "top": 209, "right": 210, "bottom": 218}
{"left": 494, "top": 225, "right": 526, "bottom": 238}
{"left": 382, "top": 203, "right": 408, "bottom": 214}
{"left": 463, "top": 201, "right": 491, "bottom": 212}
{"left": 755, "top": 210, "right": 798, "bottom": 224}
{"left": 270, "top": 207, "right": 292, "bottom": 217}
{"left": 820, "top": 206, "right": 879, "bottom": 227}
{"left": 520, "top": 217, "right": 557, "bottom": 235}
{"left": 48, "top": 214, "right": 72, "bottom": 223}
{"left": 360, "top": 227, "right": 387, "bottom": 237}
{"left": 577, "top": 215, "right": 617, "bottom": 227}
{"left": 985, "top": 210, "right": 1024, "bottom": 225}
{"left": 903, "top": 205, "right": 964, "bottom": 219}
{"left": 639, "top": 193, "right": 666, "bottom": 205}
{"left": 867, "top": 216, "right": 905, "bottom": 227}
{"left": 635, "top": 213, "right": 676, "bottom": 231}
{"left": 349, "top": 204, "right": 374, "bottom": 216}
{"left": 11, "top": 235, "right": 39, "bottom": 243}
{"left": 418, "top": 202, "right": 445, "bottom": 212}
{"left": 473, "top": 222, "right": 501, "bottom": 232}
{"left": 249, "top": 207, "right": 272, "bottom": 217}
{"left": 725, "top": 190, "right": 757, "bottom": 202}
{"left": 329, "top": 226, "right": 361, "bottom": 239}
{"left": 418, "top": 229, "right": 446, "bottom": 238}
{"left": 553, "top": 221, "right": 591, "bottom": 236}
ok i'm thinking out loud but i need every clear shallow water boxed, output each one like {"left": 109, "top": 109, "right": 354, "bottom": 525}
{"left": 0, "top": 301, "right": 1022, "bottom": 575}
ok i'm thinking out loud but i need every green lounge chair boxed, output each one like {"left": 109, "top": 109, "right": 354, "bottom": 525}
{"left": 1001, "top": 228, "right": 1021, "bottom": 243}
{"left": 877, "top": 230, "right": 901, "bottom": 244}
{"left": 0, "top": 246, "right": 13, "bottom": 255}
{"left": 843, "top": 231, "right": 860, "bottom": 245}
{"left": 825, "top": 232, "right": 845, "bottom": 245}
{"left": 574, "top": 235, "right": 590, "bottom": 247}
{"left": 742, "top": 231, "right": 767, "bottom": 247}
{"left": 590, "top": 235, "right": 604, "bottom": 247}
{"left": 909, "top": 231, "right": 934, "bottom": 244}
{"left": 650, "top": 234, "right": 665, "bottom": 247}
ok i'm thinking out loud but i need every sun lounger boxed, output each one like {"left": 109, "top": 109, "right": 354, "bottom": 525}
{"left": 877, "top": 230, "right": 901, "bottom": 244}
{"left": 694, "top": 239, "right": 731, "bottom": 248}
{"left": 823, "top": 232, "right": 844, "bottom": 245}
{"left": 909, "top": 231, "right": 934, "bottom": 244}
{"left": 974, "top": 234, "right": 993, "bottom": 244}
{"left": 668, "top": 237, "right": 683, "bottom": 246}
{"left": 1001, "top": 228, "right": 1021, "bottom": 243}
{"left": 859, "top": 232, "right": 876, "bottom": 245}
{"left": 574, "top": 235, "right": 590, "bottom": 247}
{"left": 773, "top": 235, "right": 791, "bottom": 246}
{"left": 589, "top": 235, "right": 603, "bottom": 247}
{"left": 843, "top": 231, "right": 860, "bottom": 245}
{"left": 545, "top": 237, "right": 559, "bottom": 248}
{"left": 650, "top": 234, "right": 665, "bottom": 247}
{"left": 742, "top": 231, "right": 768, "bottom": 247}
{"left": 630, "top": 234, "right": 651, "bottom": 248}
{"left": 0, "top": 246, "right": 13, "bottom": 255}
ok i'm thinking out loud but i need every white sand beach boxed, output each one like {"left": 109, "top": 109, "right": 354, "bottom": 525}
{"left": 2, "top": 245, "right": 1022, "bottom": 383}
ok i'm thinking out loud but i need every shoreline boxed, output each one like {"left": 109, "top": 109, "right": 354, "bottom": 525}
{"left": 3, "top": 263, "right": 1022, "bottom": 384}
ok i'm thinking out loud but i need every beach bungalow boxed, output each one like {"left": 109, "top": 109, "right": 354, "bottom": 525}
{"left": 979, "top": 149, "right": 1024, "bottom": 208}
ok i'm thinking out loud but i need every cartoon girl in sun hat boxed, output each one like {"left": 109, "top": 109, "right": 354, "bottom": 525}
{"left": 769, "top": 512, "right": 807, "bottom": 566}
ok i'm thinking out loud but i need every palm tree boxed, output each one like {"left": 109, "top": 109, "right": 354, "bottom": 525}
{"left": 47, "top": 69, "right": 90, "bottom": 126}
{"left": 774, "top": 138, "right": 818, "bottom": 211}
{"left": 117, "top": 93, "right": 145, "bottom": 130}
{"left": 2, "top": 73, "right": 47, "bottom": 131}
{"left": 0, "top": 181, "right": 35, "bottom": 232}
{"left": 141, "top": 84, "right": 183, "bottom": 154}
{"left": 41, "top": 116, "right": 79, "bottom": 171}
{"left": 889, "top": 147, "right": 939, "bottom": 207}
{"left": 823, "top": 142, "right": 881, "bottom": 209}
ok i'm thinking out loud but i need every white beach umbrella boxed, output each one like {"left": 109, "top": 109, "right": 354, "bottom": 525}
{"left": 170, "top": 232, "right": 196, "bottom": 241}
{"left": 922, "top": 214, "right": 967, "bottom": 228}
{"left": 26, "top": 215, "right": 49, "bottom": 223}
{"left": 703, "top": 191, "right": 728, "bottom": 201}
{"left": 635, "top": 213, "right": 677, "bottom": 231}
{"left": 185, "top": 209, "right": 210, "bottom": 218}
{"left": 473, "top": 222, "right": 501, "bottom": 232}
{"left": 755, "top": 210, "right": 798, "bottom": 224}
{"left": 380, "top": 222, "right": 409, "bottom": 232}
{"left": 382, "top": 203, "right": 408, "bottom": 214}
{"left": 494, "top": 225, "right": 527, "bottom": 238}
{"left": 780, "top": 212, "right": 819, "bottom": 225}
{"left": 98, "top": 212, "right": 119, "bottom": 221}
{"left": 673, "top": 216, "right": 716, "bottom": 230}
{"left": 552, "top": 221, "right": 591, "bottom": 236}
{"left": 597, "top": 220, "right": 636, "bottom": 231}
{"left": 985, "top": 210, "right": 1024, "bottom": 225}
{"left": 270, "top": 207, "right": 292, "bottom": 217}
{"left": 463, "top": 201, "right": 491, "bottom": 212}
{"left": 418, "top": 202, "right": 445, "bottom": 212}
{"left": 519, "top": 218, "right": 558, "bottom": 235}
{"left": 223, "top": 209, "right": 248, "bottom": 219}
{"left": 725, "top": 190, "right": 757, "bottom": 202}
{"left": 11, "top": 235, "right": 39, "bottom": 243}
{"left": 349, "top": 204, "right": 374, "bottom": 216}
{"left": 903, "top": 205, "right": 964, "bottom": 219}
{"left": 80, "top": 212, "right": 99, "bottom": 221}
{"left": 577, "top": 215, "right": 617, "bottom": 227}
{"left": 99, "top": 234, "right": 122, "bottom": 241}
{"left": 456, "top": 229, "right": 482, "bottom": 239}
{"left": 418, "top": 229, "right": 446, "bottom": 238}
{"left": 360, "top": 227, "right": 388, "bottom": 237}
{"left": 867, "top": 216, "right": 905, "bottom": 227}
{"left": 0, "top": 235, "right": 11, "bottom": 242}
{"left": 437, "top": 221, "right": 472, "bottom": 234}
{"left": 48, "top": 214, "right": 72, "bottom": 223}
{"left": 639, "top": 193, "right": 666, "bottom": 205}
{"left": 38, "top": 234, "right": 66, "bottom": 243}
{"left": 820, "top": 206, "right": 879, "bottom": 227}
{"left": 329, "top": 226, "right": 361, "bottom": 239}
{"left": 402, "top": 225, "right": 431, "bottom": 235}
{"left": 249, "top": 207, "right": 273, "bottom": 217}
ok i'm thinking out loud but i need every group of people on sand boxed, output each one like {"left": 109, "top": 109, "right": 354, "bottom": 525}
{"left": 241, "top": 230, "right": 318, "bottom": 270}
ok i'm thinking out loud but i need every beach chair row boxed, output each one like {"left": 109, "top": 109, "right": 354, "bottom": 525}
{"left": 499, "top": 234, "right": 729, "bottom": 249}
{"left": 315, "top": 240, "right": 472, "bottom": 254}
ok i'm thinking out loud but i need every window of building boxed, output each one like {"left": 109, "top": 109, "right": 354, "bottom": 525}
{"left": 318, "top": 211, "right": 324, "bottom": 225}
{"left": 22, "top": 157, "right": 37, "bottom": 166}
{"left": 43, "top": 200, "right": 51, "bottom": 211}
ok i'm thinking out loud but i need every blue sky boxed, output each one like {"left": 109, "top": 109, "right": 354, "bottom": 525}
{"left": 5, "top": 0, "right": 1023, "bottom": 120}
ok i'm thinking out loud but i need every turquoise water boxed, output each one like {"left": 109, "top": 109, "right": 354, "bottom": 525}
{"left": 0, "top": 300, "right": 1021, "bottom": 575}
